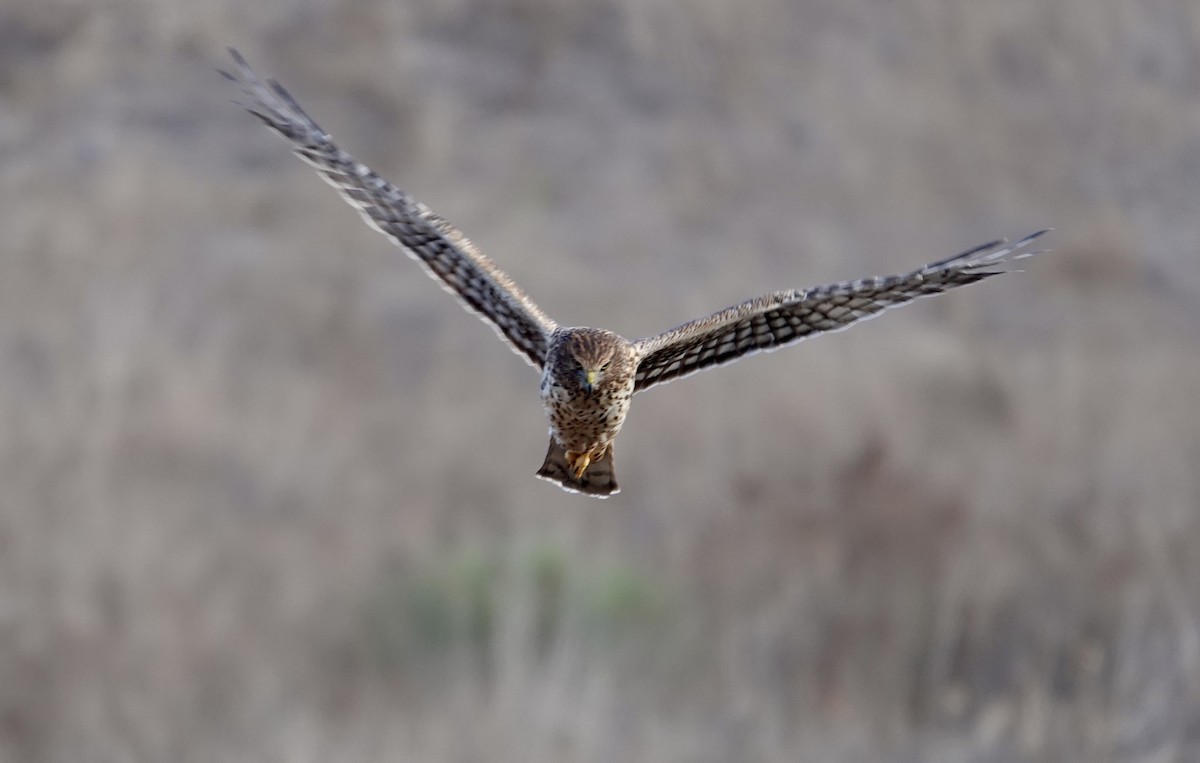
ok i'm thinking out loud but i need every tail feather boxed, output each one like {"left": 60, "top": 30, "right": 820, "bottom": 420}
{"left": 536, "top": 439, "right": 619, "bottom": 498}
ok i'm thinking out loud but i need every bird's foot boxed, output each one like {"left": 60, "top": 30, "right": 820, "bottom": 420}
{"left": 565, "top": 450, "right": 592, "bottom": 479}
{"left": 566, "top": 444, "right": 610, "bottom": 479}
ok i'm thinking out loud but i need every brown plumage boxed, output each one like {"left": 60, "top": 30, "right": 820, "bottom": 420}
{"left": 224, "top": 50, "right": 1049, "bottom": 498}
{"left": 537, "top": 328, "right": 637, "bottom": 495}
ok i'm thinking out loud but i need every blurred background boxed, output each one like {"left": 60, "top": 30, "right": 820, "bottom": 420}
{"left": 2, "top": 0, "right": 1199, "bottom": 760}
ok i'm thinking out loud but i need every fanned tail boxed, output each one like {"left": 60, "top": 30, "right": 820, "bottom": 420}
{"left": 536, "top": 439, "right": 619, "bottom": 498}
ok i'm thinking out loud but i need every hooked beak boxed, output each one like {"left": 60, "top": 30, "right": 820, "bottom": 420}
{"left": 583, "top": 369, "right": 598, "bottom": 391}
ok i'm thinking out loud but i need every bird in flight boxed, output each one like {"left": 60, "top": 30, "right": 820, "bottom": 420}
{"left": 222, "top": 50, "right": 1048, "bottom": 498}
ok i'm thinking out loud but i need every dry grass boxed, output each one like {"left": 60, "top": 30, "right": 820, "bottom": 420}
{"left": 1, "top": 0, "right": 1199, "bottom": 760}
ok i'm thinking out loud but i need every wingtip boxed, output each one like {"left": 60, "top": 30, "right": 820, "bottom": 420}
{"left": 1007, "top": 229, "right": 1053, "bottom": 258}
{"left": 1005, "top": 229, "right": 1052, "bottom": 253}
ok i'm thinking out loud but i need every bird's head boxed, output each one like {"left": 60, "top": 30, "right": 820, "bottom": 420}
{"left": 549, "top": 328, "right": 632, "bottom": 395}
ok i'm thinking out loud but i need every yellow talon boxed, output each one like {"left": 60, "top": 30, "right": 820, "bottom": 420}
{"left": 566, "top": 445, "right": 609, "bottom": 479}
{"left": 569, "top": 451, "right": 592, "bottom": 479}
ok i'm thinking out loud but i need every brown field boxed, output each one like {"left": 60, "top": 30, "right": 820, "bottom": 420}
{"left": 1, "top": 1, "right": 1198, "bottom": 760}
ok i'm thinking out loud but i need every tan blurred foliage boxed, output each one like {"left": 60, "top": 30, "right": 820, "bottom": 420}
{"left": 0, "top": 0, "right": 1198, "bottom": 760}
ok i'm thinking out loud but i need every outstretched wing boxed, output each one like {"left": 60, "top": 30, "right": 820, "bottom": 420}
{"left": 222, "top": 50, "right": 558, "bottom": 370}
{"left": 631, "top": 231, "right": 1049, "bottom": 393}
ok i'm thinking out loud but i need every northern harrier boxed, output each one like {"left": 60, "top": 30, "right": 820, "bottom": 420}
{"left": 223, "top": 50, "right": 1048, "bottom": 498}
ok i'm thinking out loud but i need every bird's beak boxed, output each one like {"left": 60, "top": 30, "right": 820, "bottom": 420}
{"left": 584, "top": 369, "right": 598, "bottom": 390}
